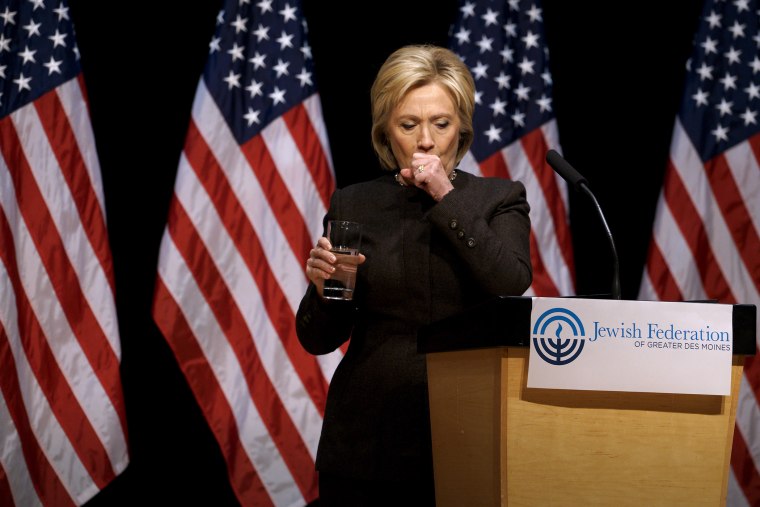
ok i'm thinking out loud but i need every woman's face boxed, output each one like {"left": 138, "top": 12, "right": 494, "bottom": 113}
{"left": 387, "top": 82, "right": 461, "bottom": 173}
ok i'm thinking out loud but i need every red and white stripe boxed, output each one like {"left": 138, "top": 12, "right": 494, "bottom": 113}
{"left": 0, "top": 77, "right": 128, "bottom": 506}
{"left": 153, "top": 80, "right": 339, "bottom": 506}
{"left": 638, "top": 119, "right": 760, "bottom": 505}
{"left": 459, "top": 119, "right": 575, "bottom": 297}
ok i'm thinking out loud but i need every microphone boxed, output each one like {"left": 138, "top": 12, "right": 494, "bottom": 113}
{"left": 546, "top": 149, "right": 587, "bottom": 191}
{"left": 546, "top": 149, "right": 621, "bottom": 300}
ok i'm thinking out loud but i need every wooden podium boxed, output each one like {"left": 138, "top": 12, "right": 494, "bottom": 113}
{"left": 417, "top": 296, "right": 757, "bottom": 507}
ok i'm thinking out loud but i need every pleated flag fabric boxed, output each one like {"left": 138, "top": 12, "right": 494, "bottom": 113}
{"left": 0, "top": 0, "right": 129, "bottom": 505}
{"left": 151, "top": 0, "right": 338, "bottom": 504}
{"left": 636, "top": 0, "right": 760, "bottom": 504}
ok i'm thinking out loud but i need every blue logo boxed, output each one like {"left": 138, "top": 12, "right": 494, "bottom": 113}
{"left": 532, "top": 307, "right": 586, "bottom": 365}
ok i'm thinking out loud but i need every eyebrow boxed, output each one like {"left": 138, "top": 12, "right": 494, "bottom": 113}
{"left": 395, "top": 113, "right": 455, "bottom": 122}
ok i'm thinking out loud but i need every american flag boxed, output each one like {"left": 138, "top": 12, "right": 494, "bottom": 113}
{"left": 449, "top": 0, "right": 575, "bottom": 297}
{"left": 151, "top": 0, "right": 336, "bottom": 504}
{"left": 0, "top": 0, "right": 128, "bottom": 505}
{"left": 636, "top": 0, "right": 760, "bottom": 504}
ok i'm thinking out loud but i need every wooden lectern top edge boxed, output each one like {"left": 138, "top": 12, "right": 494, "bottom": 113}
{"left": 417, "top": 295, "right": 757, "bottom": 356}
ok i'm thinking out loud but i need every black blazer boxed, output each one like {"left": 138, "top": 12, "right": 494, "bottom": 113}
{"left": 296, "top": 170, "right": 532, "bottom": 482}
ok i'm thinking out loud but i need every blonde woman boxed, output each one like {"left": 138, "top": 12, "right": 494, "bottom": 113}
{"left": 297, "top": 44, "right": 532, "bottom": 506}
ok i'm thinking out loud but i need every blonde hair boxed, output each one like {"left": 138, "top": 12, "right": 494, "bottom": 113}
{"left": 370, "top": 44, "right": 475, "bottom": 171}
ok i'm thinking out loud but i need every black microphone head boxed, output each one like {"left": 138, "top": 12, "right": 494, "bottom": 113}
{"left": 546, "top": 149, "right": 588, "bottom": 192}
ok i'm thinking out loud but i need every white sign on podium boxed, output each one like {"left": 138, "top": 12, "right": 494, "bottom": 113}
{"left": 527, "top": 297, "right": 733, "bottom": 395}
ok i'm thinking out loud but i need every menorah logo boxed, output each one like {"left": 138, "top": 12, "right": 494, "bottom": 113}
{"left": 532, "top": 307, "right": 586, "bottom": 365}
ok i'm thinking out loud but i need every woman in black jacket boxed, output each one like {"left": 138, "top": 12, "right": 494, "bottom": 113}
{"left": 296, "top": 44, "right": 532, "bottom": 506}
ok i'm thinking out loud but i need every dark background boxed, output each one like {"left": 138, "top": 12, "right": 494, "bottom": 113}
{"left": 64, "top": 1, "right": 704, "bottom": 505}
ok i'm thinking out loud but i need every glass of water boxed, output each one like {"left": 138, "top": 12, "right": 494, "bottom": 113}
{"left": 323, "top": 220, "right": 362, "bottom": 301}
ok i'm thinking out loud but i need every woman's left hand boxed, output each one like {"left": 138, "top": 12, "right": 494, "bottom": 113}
{"left": 398, "top": 154, "right": 454, "bottom": 202}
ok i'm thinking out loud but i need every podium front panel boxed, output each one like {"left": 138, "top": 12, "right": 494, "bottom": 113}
{"left": 427, "top": 347, "right": 743, "bottom": 506}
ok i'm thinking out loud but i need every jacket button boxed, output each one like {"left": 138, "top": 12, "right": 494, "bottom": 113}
{"left": 466, "top": 237, "right": 476, "bottom": 248}
{"left": 449, "top": 219, "right": 458, "bottom": 229}
{"left": 457, "top": 230, "right": 465, "bottom": 239}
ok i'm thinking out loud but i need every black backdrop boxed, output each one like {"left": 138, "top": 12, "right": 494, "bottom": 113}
{"left": 63, "top": 1, "right": 704, "bottom": 505}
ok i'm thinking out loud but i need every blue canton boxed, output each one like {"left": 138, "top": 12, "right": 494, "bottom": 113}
{"left": 449, "top": 0, "right": 555, "bottom": 162}
{"left": 204, "top": 0, "right": 315, "bottom": 145}
{"left": 0, "top": 0, "right": 79, "bottom": 118}
{"left": 680, "top": 0, "right": 760, "bottom": 161}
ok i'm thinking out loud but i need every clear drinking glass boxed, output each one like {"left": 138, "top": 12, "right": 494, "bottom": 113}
{"left": 323, "top": 220, "right": 362, "bottom": 301}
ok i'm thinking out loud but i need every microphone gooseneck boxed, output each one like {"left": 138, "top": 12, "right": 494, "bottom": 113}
{"left": 545, "top": 149, "right": 621, "bottom": 300}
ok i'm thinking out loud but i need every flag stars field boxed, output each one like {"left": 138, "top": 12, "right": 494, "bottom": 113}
{"left": 450, "top": 0, "right": 574, "bottom": 298}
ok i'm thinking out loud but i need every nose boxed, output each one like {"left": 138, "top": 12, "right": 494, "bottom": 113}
{"left": 417, "top": 123, "right": 434, "bottom": 151}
